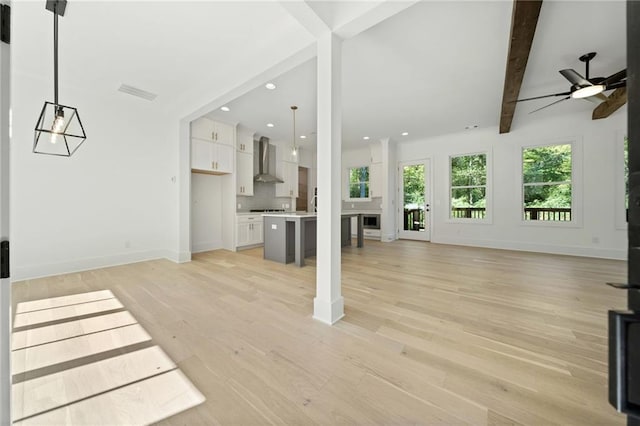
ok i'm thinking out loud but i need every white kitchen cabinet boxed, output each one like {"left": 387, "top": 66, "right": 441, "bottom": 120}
{"left": 236, "top": 132, "right": 254, "bottom": 154}
{"left": 215, "top": 121, "right": 235, "bottom": 146}
{"left": 278, "top": 146, "right": 299, "bottom": 163}
{"left": 370, "top": 143, "right": 382, "bottom": 163}
{"left": 191, "top": 138, "right": 234, "bottom": 175}
{"left": 369, "top": 162, "right": 383, "bottom": 198}
{"left": 236, "top": 215, "right": 263, "bottom": 248}
{"left": 275, "top": 161, "right": 298, "bottom": 198}
{"left": 191, "top": 117, "right": 235, "bottom": 146}
{"left": 236, "top": 151, "right": 254, "bottom": 196}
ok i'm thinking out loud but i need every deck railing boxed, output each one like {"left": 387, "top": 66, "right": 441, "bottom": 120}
{"left": 451, "top": 207, "right": 487, "bottom": 219}
{"left": 523, "top": 207, "right": 571, "bottom": 221}
{"left": 403, "top": 207, "right": 573, "bottom": 224}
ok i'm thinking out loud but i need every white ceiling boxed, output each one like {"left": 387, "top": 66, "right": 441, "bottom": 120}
{"left": 206, "top": 0, "right": 627, "bottom": 150}
{"left": 13, "top": 1, "right": 627, "bottom": 151}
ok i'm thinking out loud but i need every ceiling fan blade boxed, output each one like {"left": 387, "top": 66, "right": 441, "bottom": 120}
{"left": 606, "top": 80, "right": 627, "bottom": 91}
{"left": 603, "top": 69, "right": 626, "bottom": 86}
{"left": 593, "top": 87, "right": 627, "bottom": 120}
{"left": 516, "top": 91, "right": 571, "bottom": 102}
{"left": 559, "top": 69, "right": 591, "bottom": 86}
{"left": 528, "top": 96, "right": 570, "bottom": 114}
{"left": 581, "top": 92, "right": 608, "bottom": 104}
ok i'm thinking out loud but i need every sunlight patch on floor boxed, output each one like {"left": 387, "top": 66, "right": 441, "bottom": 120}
{"left": 11, "top": 290, "right": 204, "bottom": 425}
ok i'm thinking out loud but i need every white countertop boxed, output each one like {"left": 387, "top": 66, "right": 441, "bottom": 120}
{"left": 262, "top": 212, "right": 316, "bottom": 218}
{"left": 238, "top": 210, "right": 381, "bottom": 216}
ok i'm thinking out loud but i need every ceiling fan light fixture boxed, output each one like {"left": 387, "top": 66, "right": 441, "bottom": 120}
{"left": 571, "top": 84, "right": 605, "bottom": 99}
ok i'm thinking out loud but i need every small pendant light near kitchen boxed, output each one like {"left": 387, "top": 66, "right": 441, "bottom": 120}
{"left": 290, "top": 105, "right": 298, "bottom": 157}
{"left": 34, "top": 0, "right": 87, "bottom": 157}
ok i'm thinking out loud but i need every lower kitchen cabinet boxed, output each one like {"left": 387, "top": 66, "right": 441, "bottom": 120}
{"left": 236, "top": 215, "right": 263, "bottom": 248}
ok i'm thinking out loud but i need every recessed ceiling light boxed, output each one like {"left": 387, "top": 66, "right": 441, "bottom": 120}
{"left": 401, "top": 132, "right": 409, "bottom": 136}
{"left": 363, "top": 136, "right": 370, "bottom": 140}
{"left": 267, "top": 123, "right": 274, "bottom": 128}
{"left": 300, "top": 135, "right": 306, "bottom": 139}
{"left": 265, "top": 83, "right": 276, "bottom": 90}
{"left": 220, "top": 106, "right": 230, "bottom": 112}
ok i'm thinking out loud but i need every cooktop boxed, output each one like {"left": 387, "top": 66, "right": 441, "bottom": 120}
{"left": 249, "top": 209, "right": 286, "bottom": 212}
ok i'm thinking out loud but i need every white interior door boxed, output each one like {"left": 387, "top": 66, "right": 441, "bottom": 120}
{"left": 0, "top": 2, "right": 10, "bottom": 423}
{"left": 398, "top": 160, "right": 430, "bottom": 241}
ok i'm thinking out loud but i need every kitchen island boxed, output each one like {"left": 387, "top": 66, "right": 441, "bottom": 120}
{"left": 263, "top": 213, "right": 364, "bottom": 267}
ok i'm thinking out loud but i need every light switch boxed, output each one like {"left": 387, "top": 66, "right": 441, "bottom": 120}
{"left": 271, "top": 224, "right": 277, "bottom": 230}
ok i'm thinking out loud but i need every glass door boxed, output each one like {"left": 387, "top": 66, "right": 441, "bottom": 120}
{"left": 398, "top": 160, "right": 430, "bottom": 241}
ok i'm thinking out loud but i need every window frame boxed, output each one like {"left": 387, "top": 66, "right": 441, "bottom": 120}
{"left": 519, "top": 138, "right": 582, "bottom": 228}
{"left": 345, "top": 165, "right": 371, "bottom": 202}
{"left": 447, "top": 150, "right": 491, "bottom": 223}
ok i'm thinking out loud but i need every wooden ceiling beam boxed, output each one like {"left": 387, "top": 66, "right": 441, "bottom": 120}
{"left": 592, "top": 87, "right": 627, "bottom": 120}
{"left": 499, "top": 0, "right": 543, "bottom": 134}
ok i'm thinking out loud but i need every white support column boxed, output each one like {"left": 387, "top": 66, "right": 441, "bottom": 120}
{"left": 0, "top": 3, "right": 11, "bottom": 423}
{"left": 314, "top": 32, "right": 344, "bottom": 325}
{"left": 380, "top": 138, "right": 398, "bottom": 242}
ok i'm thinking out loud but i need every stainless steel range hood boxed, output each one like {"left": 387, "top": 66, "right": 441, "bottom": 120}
{"left": 254, "top": 136, "right": 283, "bottom": 183}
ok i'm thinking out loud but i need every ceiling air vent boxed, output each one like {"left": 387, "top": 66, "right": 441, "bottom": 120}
{"left": 118, "top": 84, "right": 157, "bottom": 101}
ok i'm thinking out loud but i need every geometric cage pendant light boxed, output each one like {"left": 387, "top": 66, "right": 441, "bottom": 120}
{"left": 34, "top": 0, "right": 86, "bottom": 157}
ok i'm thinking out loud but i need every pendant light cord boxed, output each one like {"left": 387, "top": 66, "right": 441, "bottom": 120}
{"left": 291, "top": 105, "right": 297, "bottom": 151}
{"left": 53, "top": 1, "right": 59, "bottom": 106}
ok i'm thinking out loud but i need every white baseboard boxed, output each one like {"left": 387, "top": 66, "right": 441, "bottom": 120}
{"left": 161, "top": 250, "right": 191, "bottom": 263}
{"left": 191, "top": 241, "right": 222, "bottom": 254}
{"left": 12, "top": 249, "right": 171, "bottom": 282}
{"left": 432, "top": 236, "right": 626, "bottom": 260}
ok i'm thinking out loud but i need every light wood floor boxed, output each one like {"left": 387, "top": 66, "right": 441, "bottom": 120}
{"left": 12, "top": 240, "right": 628, "bottom": 425}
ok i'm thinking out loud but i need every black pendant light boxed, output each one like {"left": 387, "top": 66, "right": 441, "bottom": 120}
{"left": 34, "top": 0, "right": 86, "bottom": 157}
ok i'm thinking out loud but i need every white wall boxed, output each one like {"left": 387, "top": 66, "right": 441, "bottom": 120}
{"left": 10, "top": 71, "right": 176, "bottom": 280}
{"left": 397, "top": 108, "right": 628, "bottom": 259}
{"left": 190, "top": 174, "right": 223, "bottom": 253}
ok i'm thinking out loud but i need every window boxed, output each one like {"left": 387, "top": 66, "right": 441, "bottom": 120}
{"left": 450, "top": 153, "right": 487, "bottom": 219}
{"left": 348, "top": 166, "right": 370, "bottom": 199}
{"left": 522, "top": 144, "right": 572, "bottom": 221}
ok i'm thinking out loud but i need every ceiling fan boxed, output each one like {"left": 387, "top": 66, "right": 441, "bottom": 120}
{"left": 517, "top": 52, "right": 627, "bottom": 119}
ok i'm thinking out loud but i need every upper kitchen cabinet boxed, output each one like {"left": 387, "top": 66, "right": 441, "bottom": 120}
{"left": 278, "top": 146, "right": 299, "bottom": 164}
{"left": 191, "top": 139, "right": 234, "bottom": 175}
{"left": 191, "top": 117, "right": 235, "bottom": 146}
{"left": 191, "top": 117, "right": 236, "bottom": 175}
{"left": 236, "top": 152, "right": 254, "bottom": 195}
{"left": 369, "top": 162, "right": 383, "bottom": 198}
{"left": 236, "top": 129, "right": 254, "bottom": 155}
{"left": 236, "top": 127, "right": 255, "bottom": 195}
{"left": 275, "top": 160, "right": 298, "bottom": 198}
{"left": 370, "top": 143, "right": 382, "bottom": 164}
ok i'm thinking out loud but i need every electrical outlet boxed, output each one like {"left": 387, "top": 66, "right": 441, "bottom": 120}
{"left": 272, "top": 224, "right": 277, "bottom": 230}
{"left": 285, "top": 203, "right": 290, "bottom": 209}
{"left": 237, "top": 203, "right": 241, "bottom": 209}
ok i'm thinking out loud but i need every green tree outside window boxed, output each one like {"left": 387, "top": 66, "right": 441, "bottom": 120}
{"left": 522, "top": 144, "right": 572, "bottom": 221}
{"left": 348, "top": 166, "right": 369, "bottom": 199}
{"left": 450, "top": 154, "right": 487, "bottom": 219}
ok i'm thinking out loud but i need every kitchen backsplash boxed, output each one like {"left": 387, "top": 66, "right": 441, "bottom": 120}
{"left": 342, "top": 197, "right": 382, "bottom": 211}
{"left": 237, "top": 182, "right": 293, "bottom": 211}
